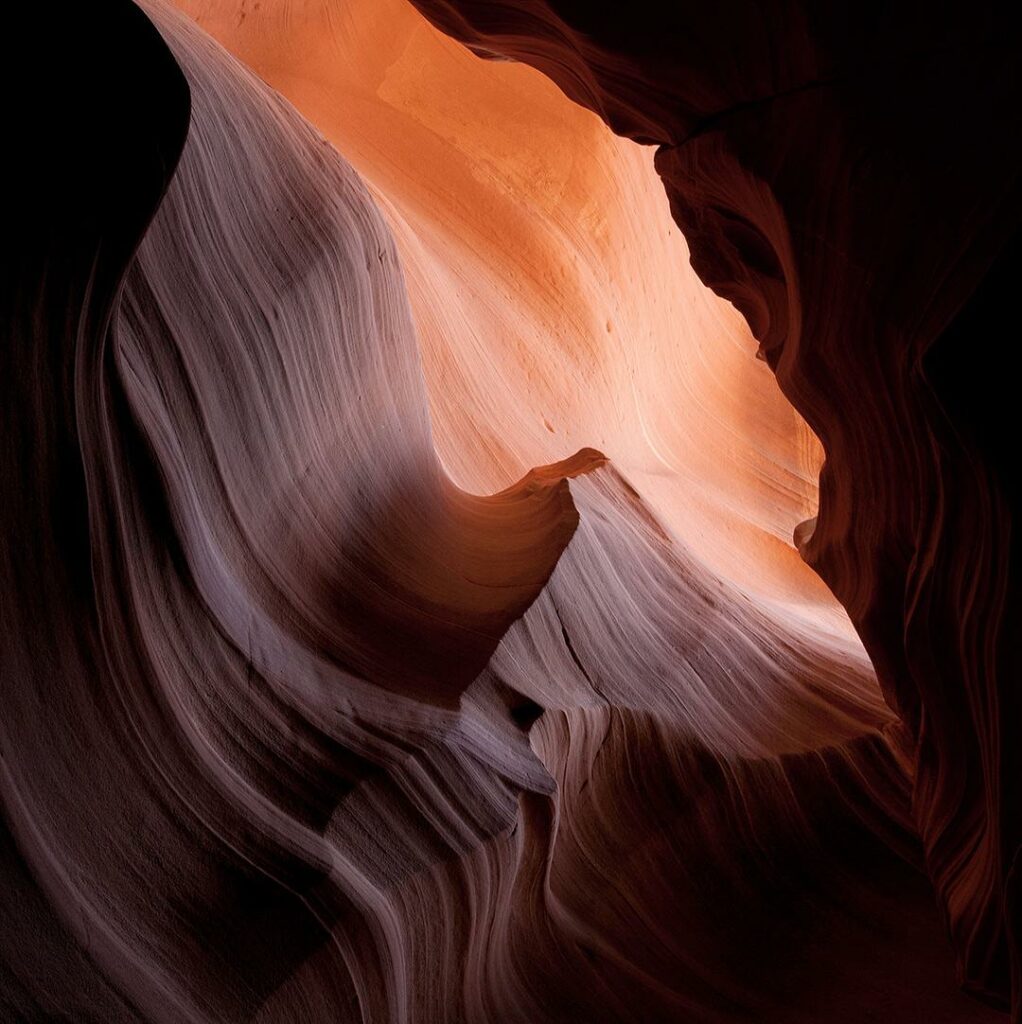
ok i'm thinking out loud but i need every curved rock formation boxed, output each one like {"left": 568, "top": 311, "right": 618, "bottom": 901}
{"left": 171, "top": 0, "right": 837, "bottom": 622}
{"left": 402, "top": 0, "right": 1022, "bottom": 1014}
{"left": 3, "top": 2, "right": 582, "bottom": 1016}
{"left": 2, "top": 0, "right": 1016, "bottom": 1021}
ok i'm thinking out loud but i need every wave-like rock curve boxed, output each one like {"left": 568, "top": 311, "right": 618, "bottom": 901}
{"left": 2, "top": 0, "right": 1016, "bottom": 1021}
{"left": 405, "top": 0, "right": 1022, "bottom": 1014}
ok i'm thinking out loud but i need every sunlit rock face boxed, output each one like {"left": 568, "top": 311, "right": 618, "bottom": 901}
{"left": 1, "top": 0, "right": 1016, "bottom": 1022}
{"left": 404, "top": 0, "right": 1022, "bottom": 1015}
{"left": 174, "top": 0, "right": 838, "bottom": 623}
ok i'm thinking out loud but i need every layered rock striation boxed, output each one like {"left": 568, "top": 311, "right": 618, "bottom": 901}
{"left": 406, "top": 0, "right": 1022, "bottom": 1013}
{"left": 2, "top": 0, "right": 1017, "bottom": 1021}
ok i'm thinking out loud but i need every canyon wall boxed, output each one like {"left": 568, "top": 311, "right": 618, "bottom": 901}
{"left": 2, "top": 1, "right": 1017, "bottom": 1020}
{"left": 407, "top": 0, "right": 1022, "bottom": 1012}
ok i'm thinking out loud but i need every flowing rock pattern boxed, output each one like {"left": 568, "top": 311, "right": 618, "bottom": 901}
{"left": 1, "top": 0, "right": 1016, "bottom": 1021}
{"left": 172, "top": 0, "right": 837, "bottom": 619}
{"left": 404, "top": 0, "right": 1022, "bottom": 1014}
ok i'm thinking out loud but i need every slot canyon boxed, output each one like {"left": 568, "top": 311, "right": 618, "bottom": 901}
{"left": 2, "top": 1, "right": 1019, "bottom": 1021}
